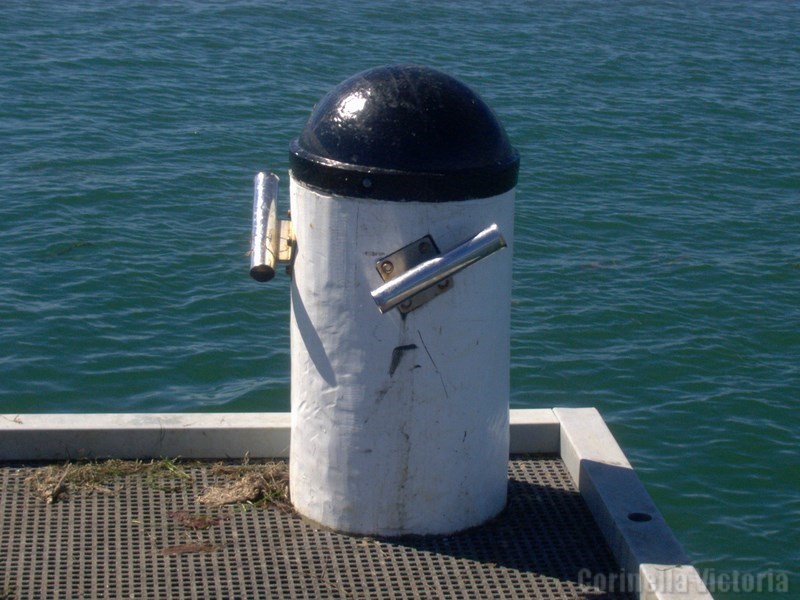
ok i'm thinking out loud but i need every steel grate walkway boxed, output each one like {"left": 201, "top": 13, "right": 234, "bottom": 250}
{"left": 1, "top": 456, "right": 632, "bottom": 599}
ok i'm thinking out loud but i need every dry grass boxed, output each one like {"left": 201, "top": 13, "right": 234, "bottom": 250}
{"left": 25, "top": 458, "right": 191, "bottom": 504}
{"left": 200, "top": 461, "right": 290, "bottom": 510}
{"left": 24, "top": 457, "right": 290, "bottom": 510}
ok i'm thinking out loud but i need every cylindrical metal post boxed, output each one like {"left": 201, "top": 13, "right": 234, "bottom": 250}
{"left": 249, "top": 172, "right": 280, "bottom": 282}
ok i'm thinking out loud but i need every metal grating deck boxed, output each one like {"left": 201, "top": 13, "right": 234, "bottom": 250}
{"left": 1, "top": 456, "right": 632, "bottom": 599}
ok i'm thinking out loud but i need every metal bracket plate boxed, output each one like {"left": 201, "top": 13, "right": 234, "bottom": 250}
{"left": 375, "top": 235, "right": 453, "bottom": 314}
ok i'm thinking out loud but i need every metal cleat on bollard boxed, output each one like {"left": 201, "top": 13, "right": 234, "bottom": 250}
{"left": 249, "top": 172, "right": 294, "bottom": 282}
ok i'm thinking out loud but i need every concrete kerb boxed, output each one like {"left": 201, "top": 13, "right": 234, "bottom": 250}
{"left": 555, "top": 407, "right": 712, "bottom": 600}
{"left": 1, "top": 409, "right": 561, "bottom": 461}
{"left": 0, "top": 412, "right": 291, "bottom": 461}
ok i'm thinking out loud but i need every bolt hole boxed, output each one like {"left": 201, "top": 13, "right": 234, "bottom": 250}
{"left": 627, "top": 512, "right": 652, "bottom": 522}
{"left": 362, "top": 178, "right": 372, "bottom": 188}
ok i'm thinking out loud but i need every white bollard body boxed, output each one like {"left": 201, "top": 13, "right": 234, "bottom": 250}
{"left": 283, "top": 64, "right": 520, "bottom": 536}
{"left": 289, "top": 182, "right": 514, "bottom": 535}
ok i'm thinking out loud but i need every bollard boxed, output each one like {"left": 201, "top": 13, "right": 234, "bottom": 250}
{"left": 251, "top": 64, "right": 519, "bottom": 536}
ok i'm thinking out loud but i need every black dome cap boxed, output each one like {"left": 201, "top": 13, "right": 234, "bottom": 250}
{"left": 289, "top": 64, "right": 519, "bottom": 202}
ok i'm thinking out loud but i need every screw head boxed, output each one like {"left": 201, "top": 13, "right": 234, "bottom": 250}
{"left": 380, "top": 261, "right": 394, "bottom": 274}
{"left": 418, "top": 241, "right": 431, "bottom": 254}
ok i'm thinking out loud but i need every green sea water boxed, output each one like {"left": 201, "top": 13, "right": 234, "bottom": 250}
{"left": 1, "top": 1, "right": 798, "bottom": 596}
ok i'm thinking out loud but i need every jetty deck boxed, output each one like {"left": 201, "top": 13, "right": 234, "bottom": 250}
{"left": 0, "top": 408, "right": 711, "bottom": 599}
{"left": 2, "top": 455, "right": 628, "bottom": 599}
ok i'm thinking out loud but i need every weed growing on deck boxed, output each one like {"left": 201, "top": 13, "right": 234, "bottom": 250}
{"left": 23, "top": 457, "right": 290, "bottom": 511}
{"left": 24, "top": 457, "right": 193, "bottom": 503}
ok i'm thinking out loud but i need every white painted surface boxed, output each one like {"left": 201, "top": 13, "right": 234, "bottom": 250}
{"left": 0, "top": 409, "right": 557, "bottom": 461}
{"left": 0, "top": 413, "right": 290, "bottom": 460}
{"left": 509, "top": 408, "right": 559, "bottom": 453}
{"left": 640, "top": 564, "right": 713, "bottom": 600}
{"left": 288, "top": 178, "right": 515, "bottom": 536}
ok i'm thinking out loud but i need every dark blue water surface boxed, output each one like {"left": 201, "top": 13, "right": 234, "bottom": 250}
{"left": 1, "top": 1, "right": 798, "bottom": 595}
